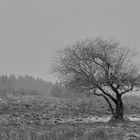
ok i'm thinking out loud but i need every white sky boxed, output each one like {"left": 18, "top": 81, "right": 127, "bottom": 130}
{"left": 0, "top": 0, "right": 140, "bottom": 82}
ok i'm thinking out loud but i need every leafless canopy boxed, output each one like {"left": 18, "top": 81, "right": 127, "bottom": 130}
{"left": 52, "top": 37, "right": 140, "bottom": 97}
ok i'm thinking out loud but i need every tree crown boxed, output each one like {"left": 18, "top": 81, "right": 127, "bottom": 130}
{"left": 52, "top": 37, "right": 140, "bottom": 96}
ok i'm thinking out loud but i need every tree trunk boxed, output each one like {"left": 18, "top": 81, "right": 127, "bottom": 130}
{"left": 111, "top": 95, "right": 124, "bottom": 122}
{"left": 101, "top": 93, "right": 125, "bottom": 122}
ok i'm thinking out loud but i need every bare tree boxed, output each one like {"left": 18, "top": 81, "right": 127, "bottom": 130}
{"left": 52, "top": 37, "right": 140, "bottom": 121}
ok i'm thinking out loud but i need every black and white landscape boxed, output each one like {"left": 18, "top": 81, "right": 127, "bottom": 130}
{"left": 0, "top": 0, "right": 140, "bottom": 139}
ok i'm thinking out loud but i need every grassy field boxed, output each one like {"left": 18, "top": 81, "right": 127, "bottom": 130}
{"left": 0, "top": 121, "right": 140, "bottom": 140}
{"left": 0, "top": 94, "right": 140, "bottom": 139}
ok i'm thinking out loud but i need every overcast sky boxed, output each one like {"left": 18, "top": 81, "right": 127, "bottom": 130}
{"left": 0, "top": 0, "right": 140, "bottom": 82}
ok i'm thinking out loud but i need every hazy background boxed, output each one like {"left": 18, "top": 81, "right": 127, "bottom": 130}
{"left": 0, "top": 0, "right": 140, "bottom": 82}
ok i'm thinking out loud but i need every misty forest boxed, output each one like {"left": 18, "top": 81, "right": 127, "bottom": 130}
{"left": 0, "top": 38, "right": 140, "bottom": 140}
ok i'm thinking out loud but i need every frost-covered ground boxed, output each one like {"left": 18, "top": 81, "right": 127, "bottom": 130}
{"left": 0, "top": 94, "right": 140, "bottom": 139}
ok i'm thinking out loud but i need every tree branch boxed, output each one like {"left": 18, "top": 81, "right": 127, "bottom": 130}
{"left": 93, "top": 90, "right": 114, "bottom": 115}
{"left": 97, "top": 86, "right": 117, "bottom": 104}
{"left": 102, "top": 94, "right": 115, "bottom": 115}
{"left": 110, "top": 83, "right": 120, "bottom": 95}
{"left": 120, "top": 85, "right": 134, "bottom": 95}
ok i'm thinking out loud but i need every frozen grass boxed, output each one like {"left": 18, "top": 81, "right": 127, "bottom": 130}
{"left": 0, "top": 121, "right": 140, "bottom": 140}
{"left": 0, "top": 95, "right": 140, "bottom": 139}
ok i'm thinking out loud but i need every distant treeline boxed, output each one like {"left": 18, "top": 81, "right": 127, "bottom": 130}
{"left": 0, "top": 75, "right": 80, "bottom": 97}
